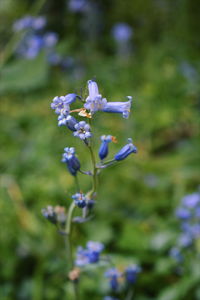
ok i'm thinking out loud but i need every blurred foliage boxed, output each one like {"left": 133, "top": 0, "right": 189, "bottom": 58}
{"left": 0, "top": 0, "right": 200, "bottom": 299}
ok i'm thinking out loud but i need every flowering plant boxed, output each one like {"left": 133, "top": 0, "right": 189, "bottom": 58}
{"left": 42, "top": 79, "right": 140, "bottom": 299}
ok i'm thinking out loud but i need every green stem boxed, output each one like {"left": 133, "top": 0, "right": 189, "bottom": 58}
{"left": 87, "top": 145, "right": 98, "bottom": 197}
{"left": 64, "top": 201, "right": 80, "bottom": 300}
{"left": 66, "top": 201, "right": 76, "bottom": 235}
{"left": 75, "top": 175, "right": 80, "bottom": 192}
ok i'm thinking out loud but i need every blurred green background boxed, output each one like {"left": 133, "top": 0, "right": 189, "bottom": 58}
{"left": 0, "top": 0, "right": 200, "bottom": 299}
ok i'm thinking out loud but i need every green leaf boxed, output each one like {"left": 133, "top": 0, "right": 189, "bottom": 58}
{"left": 0, "top": 52, "right": 49, "bottom": 93}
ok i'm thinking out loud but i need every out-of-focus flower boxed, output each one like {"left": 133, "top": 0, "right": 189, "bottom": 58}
{"left": 115, "top": 138, "right": 137, "bottom": 161}
{"left": 175, "top": 207, "right": 191, "bottom": 220}
{"left": 43, "top": 32, "right": 58, "bottom": 47}
{"left": 13, "top": 16, "right": 46, "bottom": 32}
{"left": 68, "top": 0, "right": 88, "bottom": 12}
{"left": 105, "top": 268, "right": 122, "bottom": 291}
{"left": 169, "top": 247, "right": 183, "bottom": 262}
{"left": 125, "top": 264, "right": 141, "bottom": 284}
{"left": 72, "top": 193, "right": 87, "bottom": 208}
{"left": 75, "top": 241, "right": 104, "bottom": 266}
{"left": 182, "top": 193, "right": 200, "bottom": 208}
{"left": 41, "top": 205, "right": 67, "bottom": 225}
{"left": 112, "top": 23, "right": 133, "bottom": 42}
{"left": 73, "top": 121, "right": 92, "bottom": 140}
{"left": 41, "top": 205, "right": 57, "bottom": 224}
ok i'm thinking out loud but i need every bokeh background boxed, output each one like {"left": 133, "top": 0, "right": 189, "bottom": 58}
{"left": 0, "top": 0, "right": 200, "bottom": 299}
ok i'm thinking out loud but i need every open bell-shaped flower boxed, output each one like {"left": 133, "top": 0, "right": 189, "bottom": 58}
{"left": 103, "top": 96, "right": 132, "bottom": 119}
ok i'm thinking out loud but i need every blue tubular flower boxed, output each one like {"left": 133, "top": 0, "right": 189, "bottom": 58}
{"left": 72, "top": 193, "right": 87, "bottom": 208}
{"left": 99, "top": 135, "right": 112, "bottom": 160}
{"left": 84, "top": 80, "right": 107, "bottom": 114}
{"left": 103, "top": 96, "right": 132, "bottom": 119}
{"left": 114, "top": 138, "right": 137, "bottom": 161}
{"left": 62, "top": 147, "right": 80, "bottom": 176}
{"left": 125, "top": 264, "right": 141, "bottom": 284}
{"left": 105, "top": 268, "right": 122, "bottom": 291}
{"left": 73, "top": 121, "right": 92, "bottom": 140}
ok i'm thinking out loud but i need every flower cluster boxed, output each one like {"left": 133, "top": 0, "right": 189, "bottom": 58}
{"left": 75, "top": 241, "right": 104, "bottom": 266}
{"left": 170, "top": 192, "right": 200, "bottom": 262}
{"left": 13, "top": 15, "right": 58, "bottom": 60}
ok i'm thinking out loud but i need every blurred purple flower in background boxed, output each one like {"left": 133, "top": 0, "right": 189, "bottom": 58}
{"left": 111, "top": 22, "right": 133, "bottom": 58}
{"left": 170, "top": 191, "right": 200, "bottom": 262}
{"left": 75, "top": 241, "right": 104, "bottom": 266}
{"left": 68, "top": 0, "right": 88, "bottom": 12}
{"left": 112, "top": 23, "right": 133, "bottom": 42}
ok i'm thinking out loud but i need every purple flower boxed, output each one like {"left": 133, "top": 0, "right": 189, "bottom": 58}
{"left": 114, "top": 138, "right": 137, "bottom": 161}
{"left": 51, "top": 94, "right": 77, "bottom": 125}
{"left": 62, "top": 147, "right": 80, "bottom": 176}
{"left": 64, "top": 115, "right": 78, "bottom": 131}
{"left": 43, "top": 32, "right": 58, "bottom": 47}
{"left": 178, "top": 234, "right": 192, "bottom": 248}
{"left": 105, "top": 268, "right": 122, "bottom": 291}
{"left": 182, "top": 193, "right": 200, "bottom": 208}
{"left": 13, "top": 15, "right": 46, "bottom": 32}
{"left": 68, "top": 0, "right": 88, "bottom": 12}
{"left": 125, "top": 264, "right": 141, "bottom": 284}
{"left": 84, "top": 80, "right": 133, "bottom": 118}
{"left": 13, "top": 16, "right": 34, "bottom": 31}
{"left": 175, "top": 207, "right": 191, "bottom": 220}
{"left": 84, "top": 80, "right": 107, "bottom": 114}
{"left": 86, "top": 241, "right": 104, "bottom": 252}
{"left": 32, "top": 16, "right": 46, "bottom": 30}
{"left": 75, "top": 241, "right": 104, "bottom": 266}
{"left": 112, "top": 23, "right": 133, "bottom": 42}
{"left": 99, "top": 135, "right": 112, "bottom": 160}
{"left": 72, "top": 193, "right": 87, "bottom": 208}
{"left": 103, "top": 96, "right": 132, "bottom": 119}
{"left": 73, "top": 121, "right": 92, "bottom": 140}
